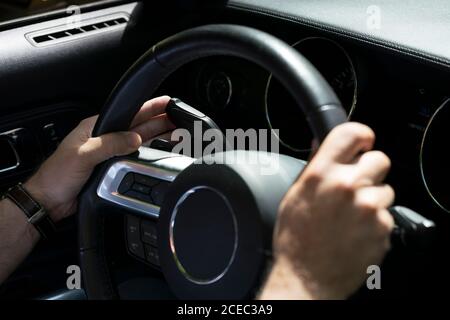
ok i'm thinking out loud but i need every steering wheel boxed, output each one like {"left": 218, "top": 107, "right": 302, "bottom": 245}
{"left": 78, "top": 24, "right": 347, "bottom": 299}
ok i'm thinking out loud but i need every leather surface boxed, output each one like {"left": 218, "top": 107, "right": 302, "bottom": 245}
{"left": 226, "top": 0, "right": 450, "bottom": 67}
{"left": 78, "top": 159, "right": 119, "bottom": 300}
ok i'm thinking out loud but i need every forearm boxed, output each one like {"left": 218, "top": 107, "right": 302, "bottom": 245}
{"left": 0, "top": 198, "right": 40, "bottom": 284}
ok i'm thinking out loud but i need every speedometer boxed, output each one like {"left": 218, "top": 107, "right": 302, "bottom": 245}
{"left": 265, "top": 37, "right": 357, "bottom": 154}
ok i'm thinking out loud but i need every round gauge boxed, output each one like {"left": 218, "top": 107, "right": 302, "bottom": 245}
{"left": 206, "top": 72, "right": 233, "bottom": 110}
{"left": 420, "top": 99, "right": 450, "bottom": 213}
{"left": 265, "top": 37, "right": 357, "bottom": 153}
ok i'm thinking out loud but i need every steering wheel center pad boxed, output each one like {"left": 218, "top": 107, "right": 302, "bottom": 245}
{"left": 158, "top": 151, "right": 306, "bottom": 299}
{"left": 169, "top": 186, "right": 238, "bottom": 285}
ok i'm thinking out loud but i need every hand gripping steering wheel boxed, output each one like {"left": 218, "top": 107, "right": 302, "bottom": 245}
{"left": 78, "top": 24, "right": 347, "bottom": 299}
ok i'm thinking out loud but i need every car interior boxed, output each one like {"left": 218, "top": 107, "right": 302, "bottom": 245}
{"left": 0, "top": 0, "right": 449, "bottom": 300}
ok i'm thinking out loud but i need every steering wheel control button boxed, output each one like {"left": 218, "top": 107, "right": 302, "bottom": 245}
{"left": 145, "top": 245, "right": 160, "bottom": 266}
{"left": 134, "top": 174, "right": 160, "bottom": 187}
{"left": 170, "top": 187, "right": 237, "bottom": 284}
{"left": 132, "top": 183, "right": 151, "bottom": 194}
{"left": 126, "top": 215, "right": 145, "bottom": 259}
{"left": 129, "top": 241, "right": 145, "bottom": 259}
{"left": 119, "top": 173, "right": 172, "bottom": 206}
{"left": 126, "top": 216, "right": 161, "bottom": 267}
{"left": 151, "top": 181, "right": 170, "bottom": 206}
{"left": 118, "top": 172, "right": 134, "bottom": 194}
{"left": 141, "top": 220, "right": 158, "bottom": 246}
{"left": 124, "top": 190, "right": 153, "bottom": 204}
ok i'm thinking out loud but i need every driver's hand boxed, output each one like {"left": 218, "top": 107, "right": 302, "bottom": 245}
{"left": 24, "top": 96, "right": 174, "bottom": 223}
{"left": 260, "top": 122, "right": 395, "bottom": 300}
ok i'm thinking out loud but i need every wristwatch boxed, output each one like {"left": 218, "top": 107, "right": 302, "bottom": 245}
{"left": 3, "top": 183, "right": 55, "bottom": 239}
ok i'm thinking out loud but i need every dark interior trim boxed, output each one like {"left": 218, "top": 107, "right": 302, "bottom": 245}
{"left": 225, "top": 0, "right": 450, "bottom": 70}
{"left": 0, "top": 0, "right": 136, "bottom": 32}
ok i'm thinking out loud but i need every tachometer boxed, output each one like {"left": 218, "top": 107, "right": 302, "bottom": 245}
{"left": 265, "top": 37, "right": 357, "bottom": 154}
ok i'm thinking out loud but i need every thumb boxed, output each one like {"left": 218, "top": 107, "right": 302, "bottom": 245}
{"left": 82, "top": 131, "right": 142, "bottom": 167}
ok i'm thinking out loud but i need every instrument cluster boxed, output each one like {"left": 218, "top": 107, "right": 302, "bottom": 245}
{"left": 156, "top": 35, "right": 450, "bottom": 216}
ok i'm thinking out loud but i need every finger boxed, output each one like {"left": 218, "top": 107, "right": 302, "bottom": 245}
{"left": 75, "top": 115, "right": 99, "bottom": 139}
{"left": 377, "top": 209, "right": 395, "bottom": 234}
{"left": 81, "top": 131, "right": 142, "bottom": 167}
{"left": 355, "top": 184, "right": 395, "bottom": 210}
{"left": 315, "top": 122, "right": 375, "bottom": 164}
{"left": 78, "top": 115, "right": 98, "bottom": 129}
{"left": 131, "top": 95, "right": 171, "bottom": 127}
{"left": 131, "top": 113, "right": 175, "bottom": 142}
{"left": 352, "top": 150, "right": 391, "bottom": 186}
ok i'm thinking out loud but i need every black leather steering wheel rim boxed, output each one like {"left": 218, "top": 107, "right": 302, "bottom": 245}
{"left": 79, "top": 24, "right": 347, "bottom": 300}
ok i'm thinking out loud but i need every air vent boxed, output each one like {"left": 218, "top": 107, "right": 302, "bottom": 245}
{"left": 26, "top": 14, "right": 128, "bottom": 47}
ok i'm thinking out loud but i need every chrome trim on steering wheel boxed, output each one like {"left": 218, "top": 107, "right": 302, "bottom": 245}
{"left": 169, "top": 186, "right": 239, "bottom": 285}
{"left": 97, "top": 156, "right": 195, "bottom": 219}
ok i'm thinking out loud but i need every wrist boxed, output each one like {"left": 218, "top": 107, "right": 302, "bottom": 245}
{"left": 23, "top": 174, "right": 61, "bottom": 223}
{"left": 261, "top": 255, "right": 344, "bottom": 300}
{"left": 260, "top": 255, "right": 316, "bottom": 300}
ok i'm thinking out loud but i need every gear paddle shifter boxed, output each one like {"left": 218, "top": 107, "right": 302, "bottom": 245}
{"left": 150, "top": 98, "right": 224, "bottom": 153}
{"left": 166, "top": 98, "right": 221, "bottom": 132}
{"left": 389, "top": 206, "right": 436, "bottom": 251}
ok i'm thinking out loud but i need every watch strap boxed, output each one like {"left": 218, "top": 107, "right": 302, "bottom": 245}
{"left": 4, "top": 183, "right": 55, "bottom": 239}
